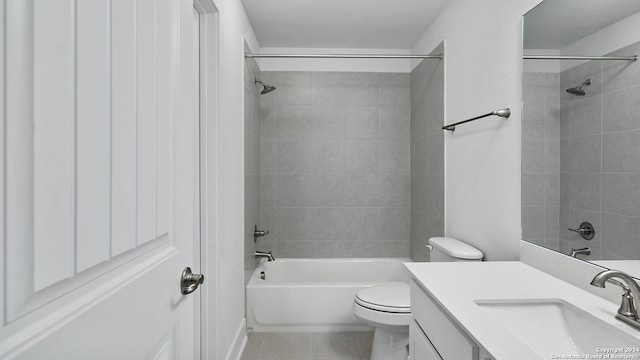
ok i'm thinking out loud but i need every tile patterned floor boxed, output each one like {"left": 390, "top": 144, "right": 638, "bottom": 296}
{"left": 241, "top": 332, "right": 374, "bottom": 360}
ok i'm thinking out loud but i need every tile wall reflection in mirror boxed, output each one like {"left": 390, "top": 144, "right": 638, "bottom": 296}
{"left": 522, "top": 0, "right": 640, "bottom": 276}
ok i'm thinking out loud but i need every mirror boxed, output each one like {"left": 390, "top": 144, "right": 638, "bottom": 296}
{"left": 522, "top": 0, "right": 640, "bottom": 276}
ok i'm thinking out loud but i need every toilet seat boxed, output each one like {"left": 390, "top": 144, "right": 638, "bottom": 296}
{"left": 355, "top": 283, "right": 410, "bottom": 313}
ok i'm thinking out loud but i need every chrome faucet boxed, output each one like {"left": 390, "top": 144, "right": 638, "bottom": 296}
{"left": 570, "top": 247, "right": 591, "bottom": 258}
{"left": 255, "top": 250, "right": 275, "bottom": 262}
{"left": 590, "top": 269, "right": 640, "bottom": 330}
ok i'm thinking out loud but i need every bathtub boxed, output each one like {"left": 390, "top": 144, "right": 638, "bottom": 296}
{"left": 246, "top": 258, "right": 411, "bottom": 332}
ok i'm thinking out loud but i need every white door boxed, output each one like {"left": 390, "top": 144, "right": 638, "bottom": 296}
{"left": 0, "top": 0, "right": 202, "bottom": 359}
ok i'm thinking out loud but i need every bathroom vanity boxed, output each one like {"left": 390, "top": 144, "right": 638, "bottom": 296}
{"left": 405, "top": 261, "right": 640, "bottom": 360}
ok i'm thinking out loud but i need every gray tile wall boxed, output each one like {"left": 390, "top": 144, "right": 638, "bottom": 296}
{"left": 522, "top": 72, "right": 561, "bottom": 251}
{"left": 244, "top": 58, "right": 262, "bottom": 282}
{"left": 410, "top": 43, "right": 445, "bottom": 262}
{"left": 558, "top": 40, "right": 640, "bottom": 260}
{"left": 523, "top": 40, "right": 640, "bottom": 261}
{"left": 259, "top": 71, "right": 411, "bottom": 258}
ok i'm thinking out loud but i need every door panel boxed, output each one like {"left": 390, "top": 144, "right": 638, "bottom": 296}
{"left": 1, "top": 0, "right": 200, "bottom": 358}
{"left": 32, "top": 0, "right": 75, "bottom": 292}
{"left": 111, "top": 0, "right": 138, "bottom": 258}
{"left": 76, "top": 0, "right": 111, "bottom": 273}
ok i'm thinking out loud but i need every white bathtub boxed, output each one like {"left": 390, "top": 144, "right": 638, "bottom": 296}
{"left": 246, "top": 258, "right": 411, "bottom": 332}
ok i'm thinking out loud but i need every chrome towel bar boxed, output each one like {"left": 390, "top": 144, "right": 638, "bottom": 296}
{"left": 524, "top": 55, "right": 637, "bottom": 61}
{"left": 244, "top": 53, "right": 443, "bottom": 59}
{"left": 442, "top": 108, "right": 511, "bottom": 132}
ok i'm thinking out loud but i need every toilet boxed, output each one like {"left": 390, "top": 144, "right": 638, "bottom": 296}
{"left": 352, "top": 237, "right": 483, "bottom": 360}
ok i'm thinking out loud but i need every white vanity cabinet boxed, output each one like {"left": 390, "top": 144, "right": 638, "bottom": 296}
{"left": 410, "top": 279, "right": 494, "bottom": 360}
{"left": 409, "top": 319, "right": 442, "bottom": 360}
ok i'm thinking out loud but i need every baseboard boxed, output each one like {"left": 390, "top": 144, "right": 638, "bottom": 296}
{"left": 226, "top": 318, "right": 247, "bottom": 360}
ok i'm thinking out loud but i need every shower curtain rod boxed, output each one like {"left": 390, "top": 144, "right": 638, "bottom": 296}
{"left": 524, "top": 55, "right": 638, "bottom": 61}
{"left": 244, "top": 53, "right": 443, "bottom": 59}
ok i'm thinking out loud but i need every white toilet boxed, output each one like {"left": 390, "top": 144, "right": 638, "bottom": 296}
{"left": 352, "top": 237, "right": 483, "bottom": 360}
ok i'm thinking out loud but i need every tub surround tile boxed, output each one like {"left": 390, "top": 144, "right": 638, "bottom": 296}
{"left": 261, "top": 71, "right": 411, "bottom": 258}
{"left": 603, "top": 86, "right": 640, "bottom": 132}
{"left": 344, "top": 208, "right": 378, "bottom": 241}
{"left": 309, "top": 140, "right": 345, "bottom": 173}
{"left": 277, "top": 174, "right": 311, "bottom": 207}
{"left": 522, "top": 139, "right": 545, "bottom": 173}
{"left": 344, "top": 106, "right": 377, "bottom": 139}
{"left": 522, "top": 206, "right": 545, "bottom": 240}
{"left": 308, "top": 208, "right": 345, "bottom": 241}
{"left": 378, "top": 207, "right": 410, "bottom": 241}
{"left": 309, "top": 174, "right": 344, "bottom": 207}
{"left": 523, "top": 104, "right": 545, "bottom": 139}
{"left": 603, "top": 41, "right": 640, "bottom": 93}
{"left": 378, "top": 140, "right": 410, "bottom": 172}
{"left": 602, "top": 173, "right": 640, "bottom": 218}
{"left": 377, "top": 173, "right": 410, "bottom": 208}
{"left": 568, "top": 172, "right": 601, "bottom": 211}
{"left": 601, "top": 213, "right": 640, "bottom": 259}
{"left": 570, "top": 60, "right": 603, "bottom": 98}
{"left": 544, "top": 104, "right": 560, "bottom": 139}
{"left": 245, "top": 60, "right": 262, "bottom": 281}
{"left": 343, "top": 240, "right": 409, "bottom": 258}
{"left": 410, "top": 49, "right": 445, "bottom": 262}
{"left": 278, "top": 105, "right": 312, "bottom": 138}
{"left": 378, "top": 86, "right": 410, "bottom": 106}
{"left": 524, "top": 72, "right": 546, "bottom": 105}
{"left": 343, "top": 87, "right": 377, "bottom": 106}
{"left": 277, "top": 140, "right": 311, "bottom": 172}
{"left": 602, "top": 130, "right": 640, "bottom": 172}
{"left": 310, "top": 106, "right": 344, "bottom": 139}
{"left": 378, "top": 106, "right": 410, "bottom": 139}
{"left": 345, "top": 140, "right": 377, "bottom": 173}
{"left": 523, "top": 41, "right": 640, "bottom": 261}
{"left": 344, "top": 173, "right": 378, "bottom": 207}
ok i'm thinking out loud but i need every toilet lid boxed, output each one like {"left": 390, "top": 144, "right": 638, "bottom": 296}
{"left": 355, "top": 283, "right": 410, "bottom": 313}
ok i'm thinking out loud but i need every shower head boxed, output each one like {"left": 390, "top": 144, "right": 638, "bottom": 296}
{"left": 566, "top": 79, "right": 592, "bottom": 96}
{"left": 255, "top": 78, "right": 276, "bottom": 95}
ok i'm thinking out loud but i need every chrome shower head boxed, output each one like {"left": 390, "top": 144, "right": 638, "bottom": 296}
{"left": 566, "top": 79, "right": 592, "bottom": 96}
{"left": 255, "top": 78, "right": 276, "bottom": 95}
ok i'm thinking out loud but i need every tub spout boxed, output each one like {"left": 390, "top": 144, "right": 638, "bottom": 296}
{"left": 255, "top": 250, "right": 275, "bottom": 262}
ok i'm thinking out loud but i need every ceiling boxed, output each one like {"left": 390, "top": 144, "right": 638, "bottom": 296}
{"left": 241, "top": 0, "right": 451, "bottom": 49}
{"left": 524, "top": 0, "right": 640, "bottom": 49}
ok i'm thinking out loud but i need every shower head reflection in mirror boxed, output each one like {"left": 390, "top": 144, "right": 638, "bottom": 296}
{"left": 565, "top": 78, "right": 591, "bottom": 96}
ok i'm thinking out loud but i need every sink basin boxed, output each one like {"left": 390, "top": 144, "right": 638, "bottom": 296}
{"left": 475, "top": 299, "right": 640, "bottom": 358}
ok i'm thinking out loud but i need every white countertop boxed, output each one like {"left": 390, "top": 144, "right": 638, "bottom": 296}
{"left": 405, "top": 261, "right": 640, "bottom": 360}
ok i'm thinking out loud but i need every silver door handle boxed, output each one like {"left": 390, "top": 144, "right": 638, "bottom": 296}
{"left": 181, "top": 267, "right": 204, "bottom": 295}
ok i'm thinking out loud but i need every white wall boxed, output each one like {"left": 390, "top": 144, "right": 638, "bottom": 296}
{"left": 212, "top": 0, "right": 259, "bottom": 358}
{"left": 560, "top": 10, "right": 640, "bottom": 71}
{"left": 412, "top": 0, "right": 543, "bottom": 260}
{"left": 258, "top": 47, "right": 413, "bottom": 73}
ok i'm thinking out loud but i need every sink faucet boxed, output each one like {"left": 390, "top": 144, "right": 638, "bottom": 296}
{"left": 590, "top": 269, "right": 640, "bottom": 330}
{"left": 255, "top": 250, "right": 275, "bottom": 262}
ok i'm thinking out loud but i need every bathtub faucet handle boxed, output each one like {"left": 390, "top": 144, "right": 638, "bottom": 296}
{"left": 254, "top": 225, "right": 270, "bottom": 243}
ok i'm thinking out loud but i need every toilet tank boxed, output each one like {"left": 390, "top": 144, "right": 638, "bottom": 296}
{"left": 429, "top": 237, "right": 483, "bottom": 262}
